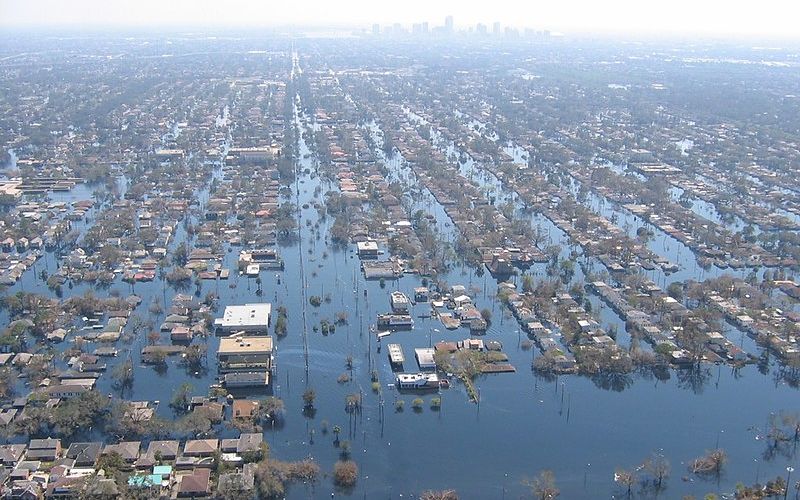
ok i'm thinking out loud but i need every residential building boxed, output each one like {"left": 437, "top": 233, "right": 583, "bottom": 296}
{"left": 177, "top": 468, "right": 211, "bottom": 497}
{"left": 26, "top": 438, "right": 60, "bottom": 461}
{"left": 102, "top": 442, "right": 140, "bottom": 463}
{"left": 182, "top": 439, "right": 218, "bottom": 458}
{"left": 65, "top": 442, "right": 102, "bottom": 467}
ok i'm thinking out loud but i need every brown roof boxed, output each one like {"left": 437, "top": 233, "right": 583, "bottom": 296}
{"left": 145, "top": 440, "right": 179, "bottom": 459}
{"left": 102, "top": 441, "right": 140, "bottom": 461}
{"left": 179, "top": 468, "right": 210, "bottom": 496}
{"left": 0, "top": 444, "right": 26, "bottom": 465}
{"left": 232, "top": 400, "right": 259, "bottom": 420}
{"left": 219, "top": 439, "right": 239, "bottom": 453}
{"left": 199, "top": 402, "right": 224, "bottom": 420}
{"left": 434, "top": 341, "right": 458, "bottom": 353}
{"left": 183, "top": 439, "right": 218, "bottom": 456}
{"left": 236, "top": 433, "right": 262, "bottom": 454}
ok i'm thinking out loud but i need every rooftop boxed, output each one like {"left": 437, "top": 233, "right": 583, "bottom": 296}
{"left": 415, "top": 347, "right": 436, "bottom": 368}
{"left": 356, "top": 240, "right": 378, "bottom": 251}
{"left": 214, "top": 303, "right": 271, "bottom": 331}
{"left": 218, "top": 336, "right": 273, "bottom": 355}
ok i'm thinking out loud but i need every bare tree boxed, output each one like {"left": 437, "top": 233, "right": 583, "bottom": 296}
{"left": 689, "top": 449, "right": 727, "bottom": 476}
{"left": 420, "top": 490, "right": 458, "bottom": 500}
{"left": 614, "top": 467, "right": 637, "bottom": 497}
{"left": 643, "top": 453, "right": 670, "bottom": 491}
{"left": 524, "top": 470, "right": 559, "bottom": 500}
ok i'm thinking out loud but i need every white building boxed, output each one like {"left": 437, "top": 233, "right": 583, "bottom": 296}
{"left": 214, "top": 303, "right": 272, "bottom": 334}
{"left": 356, "top": 240, "right": 379, "bottom": 257}
{"left": 390, "top": 291, "right": 410, "bottom": 313}
{"left": 396, "top": 372, "right": 439, "bottom": 390}
{"left": 414, "top": 348, "right": 436, "bottom": 370}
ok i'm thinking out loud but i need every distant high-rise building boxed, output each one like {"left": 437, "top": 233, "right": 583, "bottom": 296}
{"left": 476, "top": 23, "right": 487, "bottom": 35}
{"left": 412, "top": 22, "right": 429, "bottom": 35}
{"left": 493, "top": 22, "right": 502, "bottom": 35}
{"left": 445, "top": 15, "right": 454, "bottom": 33}
{"left": 372, "top": 24, "right": 380, "bottom": 35}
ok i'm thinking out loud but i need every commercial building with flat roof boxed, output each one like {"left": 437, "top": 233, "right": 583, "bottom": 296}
{"left": 227, "top": 146, "right": 280, "bottom": 164}
{"left": 415, "top": 347, "right": 436, "bottom": 370}
{"left": 214, "top": 303, "right": 271, "bottom": 334}
{"left": 390, "top": 291, "right": 410, "bottom": 313}
{"left": 217, "top": 335, "right": 273, "bottom": 374}
{"left": 155, "top": 149, "right": 185, "bottom": 160}
{"left": 356, "top": 240, "right": 379, "bottom": 257}
{"left": 223, "top": 372, "right": 270, "bottom": 388}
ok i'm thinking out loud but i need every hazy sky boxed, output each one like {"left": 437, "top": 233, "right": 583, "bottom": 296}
{"left": 1, "top": 0, "right": 799, "bottom": 38}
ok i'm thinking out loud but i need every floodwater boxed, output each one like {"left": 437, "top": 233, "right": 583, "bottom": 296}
{"left": 1, "top": 79, "right": 799, "bottom": 500}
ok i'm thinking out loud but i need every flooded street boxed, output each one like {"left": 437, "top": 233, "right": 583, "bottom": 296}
{"left": 1, "top": 31, "right": 799, "bottom": 500}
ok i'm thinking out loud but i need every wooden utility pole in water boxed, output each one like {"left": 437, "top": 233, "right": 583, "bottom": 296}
{"left": 368, "top": 323, "right": 372, "bottom": 372}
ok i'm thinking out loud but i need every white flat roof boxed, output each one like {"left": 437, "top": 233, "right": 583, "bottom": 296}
{"left": 415, "top": 348, "right": 436, "bottom": 367}
{"left": 391, "top": 291, "right": 409, "bottom": 303}
{"left": 215, "top": 303, "right": 271, "bottom": 330}
{"left": 357, "top": 241, "right": 378, "bottom": 251}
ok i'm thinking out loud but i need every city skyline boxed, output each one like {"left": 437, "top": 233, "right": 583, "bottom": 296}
{"left": 2, "top": 0, "right": 800, "bottom": 38}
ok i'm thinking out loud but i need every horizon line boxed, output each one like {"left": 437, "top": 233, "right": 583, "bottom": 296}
{"left": 1, "top": 23, "right": 800, "bottom": 43}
